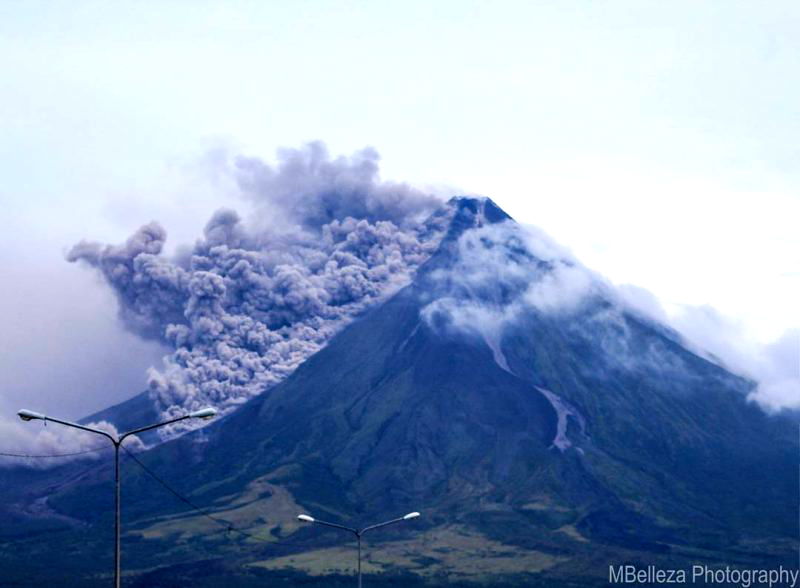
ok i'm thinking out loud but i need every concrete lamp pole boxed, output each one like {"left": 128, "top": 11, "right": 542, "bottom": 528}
{"left": 297, "top": 511, "right": 420, "bottom": 587}
{"left": 18, "top": 406, "right": 217, "bottom": 588}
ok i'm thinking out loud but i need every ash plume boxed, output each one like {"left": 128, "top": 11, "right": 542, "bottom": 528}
{"left": 68, "top": 144, "right": 447, "bottom": 436}
{"left": 235, "top": 141, "right": 439, "bottom": 230}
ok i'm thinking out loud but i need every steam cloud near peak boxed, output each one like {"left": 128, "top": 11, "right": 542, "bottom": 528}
{"left": 68, "top": 143, "right": 448, "bottom": 436}
{"left": 421, "top": 220, "right": 603, "bottom": 338}
{"left": 421, "top": 219, "right": 798, "bottom": 413}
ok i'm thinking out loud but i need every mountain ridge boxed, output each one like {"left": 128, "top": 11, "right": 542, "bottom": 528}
{"left": 3, "top": 196, "right": 797, "bottom": 585}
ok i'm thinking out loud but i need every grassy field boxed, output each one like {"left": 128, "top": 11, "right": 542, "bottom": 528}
{"left": 248, "top": 524, "right": 565, "bottom": 579}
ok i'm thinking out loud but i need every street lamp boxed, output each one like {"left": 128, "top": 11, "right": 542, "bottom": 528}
{"left": 18, "top": 406, "right": 217, "bottom": 588}
{"left": 297, "top": 511, "right": 420, "bottom": 587}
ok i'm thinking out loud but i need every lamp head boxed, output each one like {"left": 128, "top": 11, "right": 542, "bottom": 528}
{"left": 18, "top": 409, "right": 44, "bottom": 422}
{"left": 188, "top": 407, "right": 217, "bottom": 420}
{"left": 403, "top": 512, "right": 420, "bottom": 520}
{"left": 297, "top": 514, "right": 315, "bottom": 523}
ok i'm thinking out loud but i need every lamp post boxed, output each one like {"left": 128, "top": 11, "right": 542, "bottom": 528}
{"left": 18, "top": 406, "right": 217, "bottom": 588}
{"left": 297, "top": 511, "right": 420, "bottom": 587}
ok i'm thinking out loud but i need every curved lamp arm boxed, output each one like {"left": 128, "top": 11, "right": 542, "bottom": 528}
{"left": 18, "top": 410, "right": 117, "bottom": 444}
{"left": 18, "top": 407, "right": 218, "bottom": 446}
{"left": 297, "top": 514, "right": 358, "bottom": 535}
{"left": 361, "top": 512, "right": 420, "bottom": 535}
{"left": 118, "top": 407, "right": 216, "bottom": 443}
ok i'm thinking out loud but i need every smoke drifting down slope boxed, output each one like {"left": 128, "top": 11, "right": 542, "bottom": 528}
{"left": 65, "top": 142, "right": 796, "bottom": 445}
{"left": 68, "top": 144, "right": 448, "bottom": 435}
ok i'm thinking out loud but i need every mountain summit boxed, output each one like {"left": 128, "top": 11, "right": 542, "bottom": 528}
{"left": 5, "top": 197, "right": 797, "bottom": 585}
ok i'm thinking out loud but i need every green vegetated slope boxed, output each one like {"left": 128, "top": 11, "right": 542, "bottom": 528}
{"left": 2, "top": 198, "right": 797, "bottom": 586}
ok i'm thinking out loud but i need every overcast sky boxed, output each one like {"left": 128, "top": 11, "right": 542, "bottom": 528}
{"left": 0, "top": 0, "right": 797, "bottom": 421}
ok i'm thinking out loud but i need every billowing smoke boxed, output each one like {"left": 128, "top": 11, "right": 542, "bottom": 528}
{"left": 63, "top": 141, "right": 796, "bottom": 442}
{"left": 235, "top": 142, "right": 440, "bottom": 231}
{"left": 66, "top": 222, "right": 185, "bottom": 340}
{"left": 68, "top": 144, "right": 447, "bottom": 436}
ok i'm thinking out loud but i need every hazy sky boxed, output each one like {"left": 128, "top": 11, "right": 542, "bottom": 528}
{"left": 1, "top": 1, "right": 797, "bottom": 420}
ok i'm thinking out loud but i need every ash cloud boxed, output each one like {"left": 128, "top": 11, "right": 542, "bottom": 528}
{"left": 67, "top": 222, "right": 187, "bottom": 340}
{"left": 235, "top": 142, "right": 440, "bottom": 231}
{"left": 63, "top": 140, "right": 797, "bottom": 440}
{"left": 68, "top": 143, "right": 447, "bottom": 436}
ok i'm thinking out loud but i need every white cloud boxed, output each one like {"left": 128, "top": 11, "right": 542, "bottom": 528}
{"left": 522, "top": 263, "right": 594, "bottom": 314}
{"left": 668, "top": 306, "right": 799, "bottom": 411}
{"left": 618, "top": 285, "right": 799, "bottom": 411}
{"left": 421, "top": 220, "right": 601, "bottom": 343}
{"left": 424, "top": 219, "right": 799, "bottom": 413}
{"left": 0, "top": 418, "right": 144, "bottom": 469}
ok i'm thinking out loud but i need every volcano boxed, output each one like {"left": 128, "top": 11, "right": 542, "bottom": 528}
{"left": 3, "top": 197, "right": 797, "bottom": 586}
